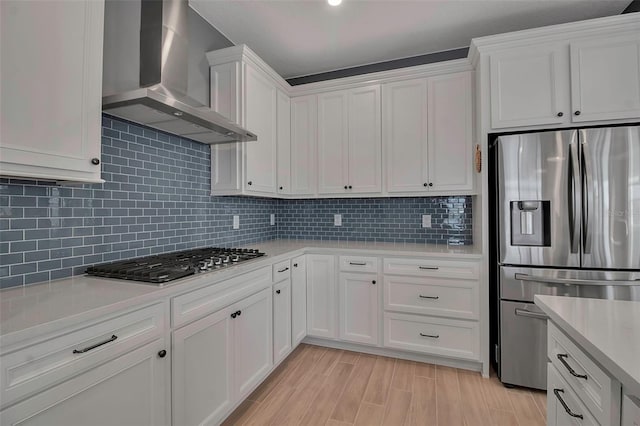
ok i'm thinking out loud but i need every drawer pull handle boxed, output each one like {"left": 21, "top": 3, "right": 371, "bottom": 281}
{"left": 557, "top": 354, "right": 588, "bottom": 380}
{"left": 73, "top": 335, "right": 118, "bottom": 354}
{"left": 349, "top": 262, "right": 367, "bottom": 266}
{"left": 419, "top": 333, "right": 439, "bottom": 339}
{"left": 419, "top": 295, "right": 439, "bottom": 300}
{"left": 419, "top": 266, "right": 439, "bottom": 270}
{"left": 278, "top": 267, "right": 289, "bottom": 273}
{"left": 514, "top": 308, "right": 548, "bottom": 320}
{"left": 553, "top": 388, "right": 584, "bottom": 419}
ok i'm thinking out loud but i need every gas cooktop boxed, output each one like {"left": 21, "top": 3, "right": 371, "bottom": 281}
{"left": 85, "top": 247, "right": 265, "bottom": 284}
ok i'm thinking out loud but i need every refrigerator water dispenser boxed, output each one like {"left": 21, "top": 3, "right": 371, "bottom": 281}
{"left": 510, "top": 201, "right": 550, "bottom": 246}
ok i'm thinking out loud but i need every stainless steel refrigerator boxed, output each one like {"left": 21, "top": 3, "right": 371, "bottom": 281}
{"left": 494, "top": 125, "right": 640, "bottom": 390}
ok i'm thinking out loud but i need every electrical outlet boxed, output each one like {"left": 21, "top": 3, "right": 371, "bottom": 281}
{"left": 270, "top": 213, "right": 275, "bottom": 226}
{"left": 422, "top": 214, "right": 432, "bottom": 228}
{"left": 233, "top": 215, "right": 240, "bottom": 229}
{"left": 334, "top": 214, "right": 342, "bottom": 226}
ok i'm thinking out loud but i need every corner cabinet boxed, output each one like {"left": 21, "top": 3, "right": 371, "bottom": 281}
{"left": 290, "top": 96, "right": 318, "bottom": 195}
{"left": 317, "top": 85, "right": 382, "bottom": 195}
{"left": 0, "top": 0, "right": 104, "bottom": 183}
{"left": 383, "top": 71, "right": 474, "bottom": 194}
{"left": 489, "top": 31, "right": 640, "bottom": 129}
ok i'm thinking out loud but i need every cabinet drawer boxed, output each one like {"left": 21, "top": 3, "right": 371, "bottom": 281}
{"left": 273, "top": 259, "right": 291, "bottom": 282}
{"left": 383, "top": 258, "right": 479, "bottom": 279}
{"left": 383, "top": 276, "right": 479, "bottom": 320}
{"left": 548, "top": 321, "right": 620, "bottom": 426}
{"left": 339, "top": 256, "right": 378, "bottom": 273}
{"left": 0, "top": 303, "right": 165, "bottom": 409}
{"left": 383, "top": 312, "right": 479, "bottom": 360}
{"left": 172, "top": 266, "right": 271, "bottom": 328}
{"left": 548, "top": 362, "right": 600, "bottom": 426}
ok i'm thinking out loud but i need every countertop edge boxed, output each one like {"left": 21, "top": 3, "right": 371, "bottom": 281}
{"left": 534, "top": 295, "right": 640, "bottom": 398}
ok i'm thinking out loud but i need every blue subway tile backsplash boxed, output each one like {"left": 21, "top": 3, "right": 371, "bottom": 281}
{"left": 0, "top": 115, "right": 472, "bottom": 289}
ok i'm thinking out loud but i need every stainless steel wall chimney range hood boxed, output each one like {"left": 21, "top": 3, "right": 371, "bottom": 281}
{"left": 102, "top": 0, "right": 256, "bottom": 144}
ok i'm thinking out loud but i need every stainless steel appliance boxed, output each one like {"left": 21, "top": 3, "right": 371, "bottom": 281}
{"left": 493, "top": 125, "right": 640, "bottom": 390}
{"left": 86, "top": 247, "right": 265, "bottom": 285}
{"left": 101, "top": 0, "right": 256, "bottom": 144}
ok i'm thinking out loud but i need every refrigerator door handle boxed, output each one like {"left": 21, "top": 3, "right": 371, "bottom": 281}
{"left": 581, "top": 131, "right": 593, "bottom": 254}
{"left": 514, "top": 273, "right": 640, "bottom": 286}
{"left": 568, "top": 138, "right": 581, "bottom": 254}
{"left": 514, "top": 308, "right": 548, "bottom": 320}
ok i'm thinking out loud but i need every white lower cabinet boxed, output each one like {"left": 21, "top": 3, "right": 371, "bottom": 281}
{"left": 291, "top": 255, "right": 308, "bottom": 346}
{"left": 547, "top": 362, "right": 599, "bottom": 426}
{"left": 273, "top": 279, "right": 292, "bottom": 365}
{"left": 306, "top": 254, "right": 337, "bottom": 338}
{"left": 172, "top": 288, "right": 272, "bottom": 426}
{"left": 338, "top": 272, "right": 379, "bottom": 345}
{"left": 0, "top": 338, "right": 169, "bottom": 426}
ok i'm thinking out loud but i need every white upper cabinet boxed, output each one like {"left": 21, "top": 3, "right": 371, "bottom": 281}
{"left": 244, "top": 64, "right": 278, "bottom": 195}
{"left": 318, "top": 85, "right": 382, "bottom": 195}
{"left": 489, "top": 44, "right": 569, "bottom": 129}
{"left": 570, "top": 33, "right": 640, "bottom": 122}
{"left": 383, "top": 79, "right": 429, "bottom": 193}
{"left": 0, "top": 0, "right": 105, "bottom": 183}
{"left": 318, "top": 90, "right": 350, "bottom": 194}
{"left": 348, "top": 85, "right": 382, "bottom": 193}
{"left": 488, "top": 29, "right": 640, "bottom": 130}
{"left": 276, "top": 90, "right": 292, "bottom": 195}
{"left": 290, "top": 95, "right": 318, "bottom": 195}
{"left": 383, "top": 72, "right": 474, "bottom": 194}
{"left": 427, "top": 72, "right": 474, "bottom": 192}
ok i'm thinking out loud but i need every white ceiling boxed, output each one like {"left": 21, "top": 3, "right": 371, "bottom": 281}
{"left": 190, "top": 0, "right": 628, "bottom": 79}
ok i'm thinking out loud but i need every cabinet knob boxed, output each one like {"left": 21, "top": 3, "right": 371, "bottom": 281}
{"left": 248, "top": 181, "right": 253, "bottom": 186}
{"left": 237, "top": 310, "right": 241, "bottom": 316}
{"left": 574, "top": 111, "right": 581, "bottom": 116}
{"left": 231, "top": 312, "right": 237, "bottom": 319}
{"left": 423, "top": 183, "right": 428, "bottom": 187}
{"left": 158, "top": 350, "right": 167, "bottom": 358}
{"left": 428, "top": 182, "right": 433, "bottom": 187}
{"left": 348, "top": 185, "right": 352, "bottom": 189}
{"left": 276, "top": 289, "right": 281, "bottom": 294}
{"left": 293, "top": 263, "right": 298, "bottom": 267}
{"left": 91, "top": 158, "right": 100, "bottom": 165}
{"left": 557, "top": 112, "right": 564, "bottom": 117}
{"left": 344, "top": 185, "right": 348, "bottom": 190}
{"left": 372, "top": 280, "right": 376, "bottom": 285}
{"left": 279, "top": 186, "right": 283, "bottom": 190}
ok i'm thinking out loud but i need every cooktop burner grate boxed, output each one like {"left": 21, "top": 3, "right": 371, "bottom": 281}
{"left": 85, "top": 247, "right": 265, "bottom": 284}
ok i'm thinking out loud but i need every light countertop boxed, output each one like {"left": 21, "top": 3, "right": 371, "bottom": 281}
{"left": 534, "top": 295, "right": 640, "bottom": 397}
{"left": 0, "top": 239, "right": 481, "bottom": 346}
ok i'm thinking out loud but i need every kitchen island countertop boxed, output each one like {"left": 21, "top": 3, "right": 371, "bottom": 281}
{"left": 534, "top": 295, "right": 640, "bottom": 397}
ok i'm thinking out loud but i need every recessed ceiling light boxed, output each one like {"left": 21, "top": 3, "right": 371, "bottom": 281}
{"left": 328, "top": 0, "right": 342, "bottom": 6}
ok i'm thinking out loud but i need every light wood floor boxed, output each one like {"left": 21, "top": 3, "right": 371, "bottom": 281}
{"left": 222, "top": 344, "right": 547, "bottom": 426}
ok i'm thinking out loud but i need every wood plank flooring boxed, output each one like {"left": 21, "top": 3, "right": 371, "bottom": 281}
{"left": 222, "top": 344, "right": 546, "bottom": 426}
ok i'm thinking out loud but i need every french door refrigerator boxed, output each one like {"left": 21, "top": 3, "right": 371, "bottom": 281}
{"left": 494, "top": 125, "right": 640, "bottom": 390}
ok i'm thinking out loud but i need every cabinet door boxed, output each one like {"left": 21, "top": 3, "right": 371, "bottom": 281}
{"left": 0, "top": 0, "right": 104, "bottom": 183}
{"left": 273, "top": 279, "right": 292, "bottom": 365}
{"left": 291, "top": 255, "right": 307, "bottom": 346}
{"left": 318, "top": 91, "right": 349, "bottom": 194}
{"left": 244, "top": 64, "right": 277, "bottom": 195}
{"left": 0, "top": 339, "right": 169, "bottom": 426}
{"left": 383, "top": 79, "right": 429, "bottom": 193}
{"left": 210, "top": 62, "right": 242, "bottom": 194}
{"left": 290, "top": 95, "right": 318, "bottom": 195}
{"left": 339, "top": 273, "right": 379, "bottom": 345}
{"left": 570, "top": 34, "right": 640, "bottom": 122}
{"left": 306, "top": 254, "right": 337, "bottom": 338}
{"left": 427, "top": 72, "right": 474, "bottom": 192}
{"left": 490, "top": 45, "right": 569, "bottom": 129}
{"left": 172, "top": 307, "right": 233, "bottom": 426}
{"left": 276, "top": 90, "right": 292, "bottom": 195}
{"left": 348, "top": 85, "right": 382, "bottom": 193}
{"left": 233, "top": 288, "right": 273, "bottom": 400}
